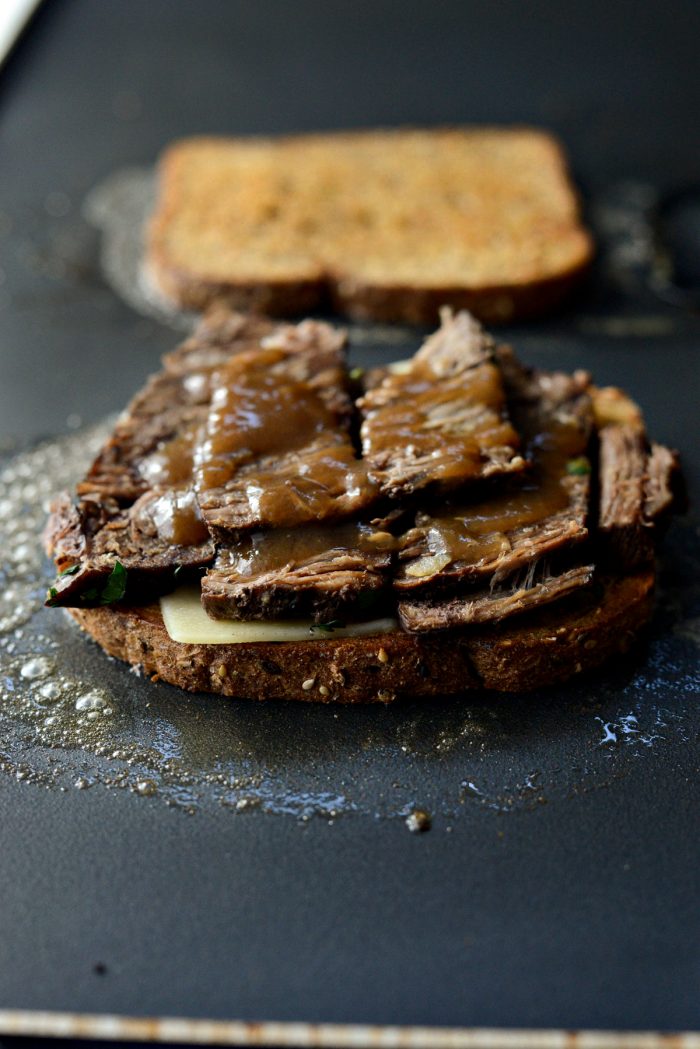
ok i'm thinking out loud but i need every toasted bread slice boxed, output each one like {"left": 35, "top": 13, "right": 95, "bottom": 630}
{"left": 66, "top": 570, "right": 654, "bottom": 703}
{"left": 148, "top": 128, "right": 593, "bottom": 325}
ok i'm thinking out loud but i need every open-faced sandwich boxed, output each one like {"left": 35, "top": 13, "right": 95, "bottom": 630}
{"left": 44, "top": 309, "right": 682, "bottom": 702}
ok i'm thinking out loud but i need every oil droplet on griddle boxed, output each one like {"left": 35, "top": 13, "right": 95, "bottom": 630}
{"left": 75, "top": 692, "right": 108, "bottom": 712}
{"left": 37, "top": 681, "right": 61, "bottom": 702}
{"left": 20, "top": 657, "right": 52, "bottom": 680}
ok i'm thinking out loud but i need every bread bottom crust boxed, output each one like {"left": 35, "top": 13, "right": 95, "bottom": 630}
{"left": 67, "top": 570, "right": 654, "bottom": 703}
{"left": 147, "top": 255, "right": 590, "bottom": 327}
{"left": 147, "top": 257, "right": 325, "bottom": 319}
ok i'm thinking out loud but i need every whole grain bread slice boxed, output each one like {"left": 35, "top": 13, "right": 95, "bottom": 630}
{"left": 66, "top": 569, "right": 654, "bottom": 702}
{"left": 147, "top": 128, "right": 593, "bottom": 325}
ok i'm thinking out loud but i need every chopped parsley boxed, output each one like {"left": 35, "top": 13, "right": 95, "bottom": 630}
{"left": 47, "top": 561, "right": 128, "bottom": 607}
{"left": 59, "top": 564, "right": 81, "bottom": 576}
{"left": 65, "top": 562, "right": 128, "bottom": 604}
{"left": 98, "top": 561, "right": 127, "bottom": 605}
{"left": 311, "top": 619, "right": 346, "bottom": 634}
{"left": 566, "top": 456, "right": 591, "bottom": 476}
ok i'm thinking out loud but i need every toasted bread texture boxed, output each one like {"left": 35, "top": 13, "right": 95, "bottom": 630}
{"left": 148, "top": 128, "right": 593, "bottom": 325}
{"left": 67, "top": 570, "right": 653, "bottom": 703}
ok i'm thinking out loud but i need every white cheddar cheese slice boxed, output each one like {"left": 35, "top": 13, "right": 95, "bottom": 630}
{"left": 387, "top": 358, "right": 412, "bottom": 374}
{"left": 160, "top": 586, "right": 398, "bottom": 645}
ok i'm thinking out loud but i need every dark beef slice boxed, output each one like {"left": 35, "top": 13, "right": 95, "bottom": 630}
{"left": 196, "top": 325, "right": 378, "bottom": 535}
{"left": 79, "top": 311, "right": 289, "bottom": 504}
{"left": 79, "top": 374, "right": 210, "bottom": 503}
{"left": 201, "top": 523, "right": 393, "bottom": 623}
{"left": 44, "top": 492, "right": 110, "bottom": 573}
{"left": 46, "top": 311, "right": 302, "bottom": 604}
{"left": 161, "top": 309, "right": 277, "bottom": 374}
{"left": 597, "top": 424, "right": 654, "bottom": 568}
{"left": 644, "top": 442, "right": 684, "bottom": 522}
{"left": 45, "top": 491, "right": 215, "bottom": 606}
{"left": 357, "top": 309, "right": 525, "bottom": 500}
{"left": 398, "top": 563, "right": 594, "bottom": 633}
{"left": 395, "top": 355, "right": 593, "bottom": 593}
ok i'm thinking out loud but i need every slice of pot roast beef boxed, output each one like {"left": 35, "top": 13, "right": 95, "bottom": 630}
{"left": 644, "top": 442, "right": 683, "bottom": 523}
{"left": 201, "top": 522, "right": 394, "bottom": 623}
{"left": 79, "top": 311, "right": 283, "bottom": 504}
{"left": 398, "top": 562, "right": 595, "bottom": 632}
{"left": 44, "top": 491, "right": 214, "bottom": 606}
{"left": 162, "top": 309, "right": 279, "bottom": 374}
{"left": 195, "top": 325, "right": 377, "bottom": 536}
{"left": 45, "top": 312, "right": 312, "bottom": 605}
{"left": 395, "top": 351, "right": 593, "bottom": 595}
{"left": 357, "top": 308, "right": 525, "bottom": 500}
{"left": 598, "top": 424, "right": 682, "bottom": 569}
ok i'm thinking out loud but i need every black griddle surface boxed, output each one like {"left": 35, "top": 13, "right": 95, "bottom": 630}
{"left": 1, "top": 0, "right": 699, "bottom": 1037}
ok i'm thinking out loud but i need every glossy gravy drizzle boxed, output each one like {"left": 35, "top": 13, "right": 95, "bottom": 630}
{"left": 200, "top": 351, "right": 335, "bottom": 487}
{"left": 138, "top": 428, "right": 199, "bottom": 488}
{"left": 135, "top": 421, "right": 207, "bottom": 546}
{"left": 403, "top": 406, "right": 589, "bottom": 572}
{"left": 140, "top": 488, "right": 210, "bottom": 548}
{"left": 359, "top": 321, "right": 525, "bottom": 499}
{"left": 216, "top": 522, "right": 396, "bottom": 578}
{"left": 367, "top": 362, "right": 519, "bottom": 476}
{"left": 196, "top": 347, "right": 376, "bottom": 530}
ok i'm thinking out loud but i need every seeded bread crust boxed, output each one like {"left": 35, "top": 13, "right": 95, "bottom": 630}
{"left": 67, "top": 569, "right": 654, "bottom": 703}
{"left": 147, "top": 128, "right": 593, "bottom": 326}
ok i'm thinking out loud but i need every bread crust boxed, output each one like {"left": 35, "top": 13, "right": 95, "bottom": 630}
{"left": 328, "top": 258, "right": 592, "bottom": 326}
{"left": 147, "top": 255, "right": 590, "bottom": 328}
{"left": 145, "top": 257, "right": 326, "bottom": 318}
{"left": 147, "top": 128, "right": 593, "bottom": 326}
{"left": 67, "top": 570, "right": 654, "bottom": 703}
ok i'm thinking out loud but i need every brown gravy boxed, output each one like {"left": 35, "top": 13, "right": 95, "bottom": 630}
{"left": 361, "top": 359, "right": 522, "bottom": 490}
{"left": 227, "top": 448, "right": 374, "bottom": 530}
{"left": 135, "top": 487, "right": 209, "bottom": 548}
{"left": 216, "top": 522, "right": 396, "bottom": 579}
{"left": 409, "top": 414, "right": 589, "bottom": 567}
{"left": 196, "top": 347, "right": 376, "bottom": 529}
{"left": 138, "top": 428, "right": 199, "bottom": 488}
{"left": 198, "top": 349, "right": 338, "bottom": 491}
